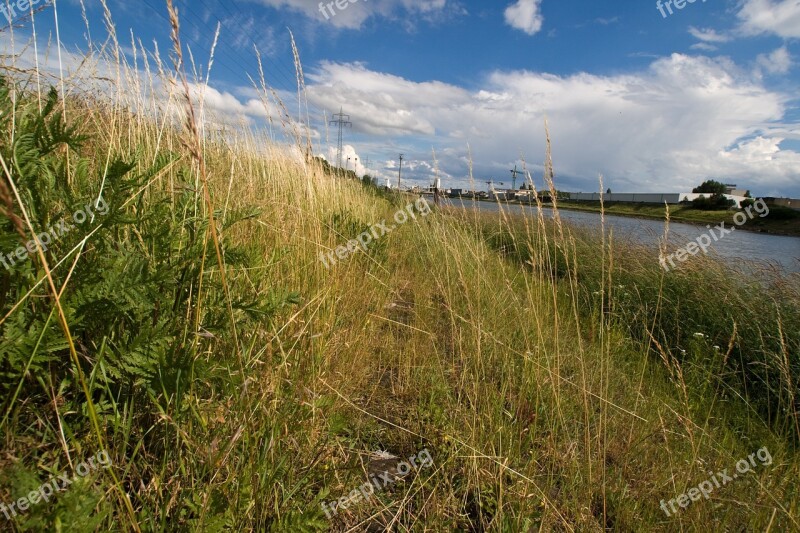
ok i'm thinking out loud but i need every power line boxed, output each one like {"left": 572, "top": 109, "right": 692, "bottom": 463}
{"left": 171, "top": 0, "right": 299, "bottom": 92}
{"left": 123, "top": 0, "right": 307, "bottom": 147}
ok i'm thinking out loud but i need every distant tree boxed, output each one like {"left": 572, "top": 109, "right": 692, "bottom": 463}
{"left": 745, "top": 190, "right": 752, "bottom": 198}
{"left": 691, "top": 194, "right": 735, "bottom": 210}
{"left": 314, "top": 156, "right": 333, "bottom": 175}
{"left": 606, "top": 188, "right": 612, "bottom": 194}
{"left": 693, "top": 179, "right": 727, "bottom": 195}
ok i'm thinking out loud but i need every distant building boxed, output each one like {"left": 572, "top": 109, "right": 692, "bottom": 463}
{"left": 724, "top": 184, "right": 749, "bottom": 197}
{"left": 515, "top": 190, "right": 534, "bottom": 202}
{"left": 764, "top": 197, "right": 800, "bottom": 210}
{"left": 490, "top": 190, "right": 513, "bottom": 201}
{"left": 569, "top": 192, "right": 682, "bottom": 204}
{"left": 567, "top": 192, "right": 749, "bottom": 207}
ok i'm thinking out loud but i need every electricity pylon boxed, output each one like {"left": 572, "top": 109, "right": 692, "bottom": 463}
{"left": 329, "top": 108, "right": 351, "bottom": 171}
{"left": 398, "top": 154, "right": 404, "bottom": 190}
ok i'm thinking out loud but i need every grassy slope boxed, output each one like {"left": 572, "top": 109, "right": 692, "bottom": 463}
{"left": 1, "top": 42, "right": 799, "bottom": 533}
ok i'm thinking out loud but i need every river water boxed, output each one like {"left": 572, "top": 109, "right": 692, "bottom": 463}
{"left": 447, "top": 199, "right": 800, "bottom": 274}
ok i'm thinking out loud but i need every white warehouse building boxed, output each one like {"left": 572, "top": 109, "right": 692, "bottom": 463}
{"left": 568, "top": 192, "right": 748, "bottom": 208}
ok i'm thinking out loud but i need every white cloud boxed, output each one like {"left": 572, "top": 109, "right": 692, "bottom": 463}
{"left": 320, "top": 144, "right": 368, "bottom": 175}
{"left": 190, "top": 83, "right": 280, "bottom": 126}
{"left": 688, "top": 27, "right": 732, "bottom": 43}
{"left": 756, "top": 46, "right": 793, "bottom": 75}
{"left": 595, "top": 17, "right": 619, "bottom": 26}
{"left": 690, "top": 43, "right": 718, "bottom": 52}
{"left": 504, "top": 0, "right": 544, "bottom": 36}
{"left": 737, "top": 0, "right": 800, "bottom": 38}
{"left": 306, "top": 61, "right": 465, "bottom": 136}
{"left": 300, "top": 55, "right": 800, "bottom": 195}
{"left": 6, "top": 25, "right": 798, "bottom": 197}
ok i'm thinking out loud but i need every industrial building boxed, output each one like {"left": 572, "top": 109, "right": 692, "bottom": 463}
{"left": 566, "top": 192, "right": 750, "bottom": 208}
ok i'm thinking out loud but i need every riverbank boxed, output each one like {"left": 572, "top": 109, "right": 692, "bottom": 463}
{"left": 555, "top": 201, "right": 800, "bottom": 236}
{"left": 457, "top": 198, "right": 800, "bottom": 237}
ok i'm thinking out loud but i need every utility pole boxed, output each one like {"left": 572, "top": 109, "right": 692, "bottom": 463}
{"left": 329, "top": 108, "right": 351, "bottom": 172}
{"left": 510, "top": 165, "right": 520, "bottom": 191}
{"left": 397, "top": 154, "right": 404, "bottom": 190}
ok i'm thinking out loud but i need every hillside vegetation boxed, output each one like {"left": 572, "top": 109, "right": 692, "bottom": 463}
{"left": 1, "top": 7, "right": 799, "bottom": 532}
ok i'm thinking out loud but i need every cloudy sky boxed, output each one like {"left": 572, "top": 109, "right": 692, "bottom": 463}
{"left": 3, "top": 0, "right": 800, "bottom": 195}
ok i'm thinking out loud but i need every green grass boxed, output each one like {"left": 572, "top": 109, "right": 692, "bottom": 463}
{"left": 0, "top": 6, "right": 799, "bottom": 532}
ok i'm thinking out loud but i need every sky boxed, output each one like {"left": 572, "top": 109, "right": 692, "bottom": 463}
{"left": 1, "top": 0, "right": 799, "bottom": 196}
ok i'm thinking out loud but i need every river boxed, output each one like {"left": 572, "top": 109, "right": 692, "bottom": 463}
{"left": 446, "top": 199, "right": 800, "bottom": 274}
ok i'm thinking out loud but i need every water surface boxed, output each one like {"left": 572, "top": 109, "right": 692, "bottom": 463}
{"left": 448, "top": 199, "right": 800, "bottom": 273}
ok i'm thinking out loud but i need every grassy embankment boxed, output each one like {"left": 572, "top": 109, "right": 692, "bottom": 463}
{"left": 1, "top": 6, "right": 799, "bottom": 531}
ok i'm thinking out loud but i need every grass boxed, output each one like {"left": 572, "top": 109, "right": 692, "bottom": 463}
{"left": 0, "top": 3, "right": 799, "bottom": 531}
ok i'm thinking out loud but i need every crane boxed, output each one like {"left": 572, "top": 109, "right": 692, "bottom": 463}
{"left": 510, "top": 165, "right": 520, "bottom": 191}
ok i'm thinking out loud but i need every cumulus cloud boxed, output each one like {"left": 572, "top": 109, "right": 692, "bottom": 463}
{"left": 190, "top": 84, "right": 270, "bottom": 119}
{"left": 756, "top": 46, "right": 793, "bottom": 75}
{"left": 690, "top": 43, "right": 718, "bottom": 52}
{"left": 307, "top": 61, "right": 466, "bottom": 136}
{"left": 6, "top": 21, "right": 798, "bottom": 196}
{"left": 688, "top": 27, "right": 732, "bottom": 43}
{"left": 320, "top": 144, "right": 369, "bottom": 175}
{"left": 504, "top": 0, "right": 544, "bottom": 36}
{"left": 737, "top": 0, "right": 800, "bottom": 38}
{"left": 300, "top": 54, "right": 799, "bottom": 195}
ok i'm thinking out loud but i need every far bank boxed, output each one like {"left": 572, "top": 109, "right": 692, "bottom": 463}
{"left": 444, "top": 197, "right": 800, "bottom": 237}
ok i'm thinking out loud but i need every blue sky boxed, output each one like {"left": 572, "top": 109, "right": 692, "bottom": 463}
{"left": 2, "top": 0, "right": 800, "bottom": 196}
